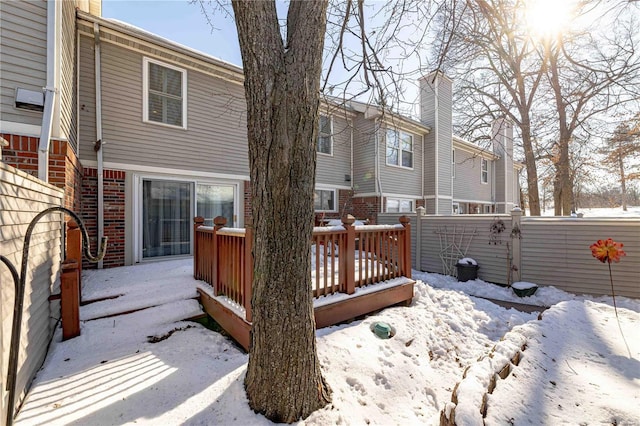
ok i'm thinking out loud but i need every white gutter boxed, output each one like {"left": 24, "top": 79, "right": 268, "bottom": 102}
{"left": 38, "top": 0, "right": 59, "bottom": 181}
{"left": 94, "top": 22, "right": 105, "bottom": 269}
{"left": 434, "top": 74, "right": 439, "bottom": 214}
{"left": 374, "top": 118, "right": 384, "bottom": 213}
{"left": 349, "top": 118, "right": 354, "bottom": 195}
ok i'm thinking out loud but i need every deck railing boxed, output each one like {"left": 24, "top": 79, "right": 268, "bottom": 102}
{"left": 193, "top": 215, "right": 412, "bottom": 323}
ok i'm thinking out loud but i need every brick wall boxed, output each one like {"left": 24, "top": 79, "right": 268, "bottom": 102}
{"left": 1, "top": 134, "right": 82, "bottom": 213}
{"left": 243, "top": 180, "right": 252, "bottom": 226}
{"left": 351, "top": 196, "right": 381, "bottom": 224}
{"left": 1, "top": 133, "right": 39, "bottom": 176}
{"left": 82, "top": 167, "right": 126, "bottom": 268}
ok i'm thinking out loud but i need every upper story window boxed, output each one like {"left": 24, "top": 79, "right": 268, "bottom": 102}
{"left": 386, "top": 129, "right": 413, "bottom": 168}
{"left": 387, "top": 198, "right": 413, "bottom": 213}
{"left": 317, "top": 115, "right": 333, "bottom": 155}
{"left": 481, "top": 158, "right": 489, "bottom": 184}
{"left": 143, "top": 58, "right": 187, "bottom": 129}
{"left": 314, "top": 188, "right": 336, "bottom": 212}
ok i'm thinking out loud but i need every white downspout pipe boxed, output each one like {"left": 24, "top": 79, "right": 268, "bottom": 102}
{"left": 434, "top": 74, "right": 439, "bottom": 214}
{"left": 94, "top": 23, "right": 105, "bottom": 269}
{"left": 374, "top": 118, "right": 384, "bottom": 214}
{"left": 38, "top": 0, "right": 59, "bottom": 181}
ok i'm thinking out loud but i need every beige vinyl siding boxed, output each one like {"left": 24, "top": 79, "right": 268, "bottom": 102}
{"left": 352, "top": 115, "right": 377, "bottom": 194}
{"left": 423, "top": 136, "right": 436, "bottom": 213}
{"left": 453, "top": 150, "right": 492, "bottom": 202}
{"left": 0, "top": 0, "right": 47, "bottom": 127}
{"left": 78, "top": 37, "right": 249, "bottom": 175}
{"left": 520, "top": 218, "right": 640, "bottom": 298}
{"left": 59, "top": 0, "right": 78, "bottom": 151}
{"left": 316, "top": 114, "right": 351, "bottom": 187}
{"left": 416, "top": 214, "right": 512, "bottom": 284}
{"left": 78, "top": 34, "right": 96, "bottom": 157}
{"left": 437, "top": 82, "right": 453, "bottom": 200}
{"left": 1, "top": 163, "right": 63, "bottom": 422}
{"left": 380, "top": 126, "right": 423, "bottom": 197}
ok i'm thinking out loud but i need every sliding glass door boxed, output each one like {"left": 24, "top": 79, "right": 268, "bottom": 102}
{"left": 197, "top": 184, "right": 235, "bottom": 226}
{"left": 139, "top": 178, "right": 237, "bottom": 261}
{"left": 142, "top": 180, "right": 191, "bottom": 258}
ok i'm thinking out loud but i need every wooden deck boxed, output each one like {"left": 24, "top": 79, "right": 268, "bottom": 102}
{"left": 198, "top": 278, "right": 414, "bottom": 351}
{"left": 193, "top": 215, "right": 415, "bottom": 351}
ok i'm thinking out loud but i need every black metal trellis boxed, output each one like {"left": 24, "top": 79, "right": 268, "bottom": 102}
{"left": 1, "top": 206, "right": 107, "bottom": 426}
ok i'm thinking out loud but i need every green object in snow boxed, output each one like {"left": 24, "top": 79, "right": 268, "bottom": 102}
{"left": 372, "top": 322, "right": 392, "bottom": 339}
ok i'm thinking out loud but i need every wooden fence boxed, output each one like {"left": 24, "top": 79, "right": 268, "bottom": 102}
{"left": 193, "top": 215, "right": 413, "bottom": 322}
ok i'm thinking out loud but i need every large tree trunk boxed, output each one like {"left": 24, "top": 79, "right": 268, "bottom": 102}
{"left": 520, "top": 119, "right": 541, "bottom": 215}
{"left": 231, "top": 1, "right": 331, "bottom": 423}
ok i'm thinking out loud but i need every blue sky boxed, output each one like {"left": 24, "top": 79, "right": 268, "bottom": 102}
{"left": 102, "top": 0, "right": 242, "bottom": 66}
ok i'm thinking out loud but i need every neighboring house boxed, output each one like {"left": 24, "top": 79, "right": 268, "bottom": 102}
{"left": 1, "top": 2, "right": 521, "bottom": 269}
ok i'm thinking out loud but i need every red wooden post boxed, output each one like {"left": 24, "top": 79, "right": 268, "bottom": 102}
{"left": 399, "top": 215, "right": 412, "bottom": 279}
{"left": 193, "top": 216, "right": 205, "bottom": 279}
{"left": 342, "top": 215, "right": 356, "bottom": 295}
{"left": 213, "top": 216, "right": 227, "bottom": 296}
{"left": 244, "top": 226, "right": 253, "bottom": 323}
{"left": 60, "top": 259, "right": 80, "bottom": 340}
{"left": 66, "top": 219, "right": 82, "bottom": 299}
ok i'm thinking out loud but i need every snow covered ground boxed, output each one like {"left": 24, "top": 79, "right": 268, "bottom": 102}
{"left": 14, "top": 259, "right": 639, "bottom": 425}
{"left": 534, "top": 205, "right": 640, "bottom": 217}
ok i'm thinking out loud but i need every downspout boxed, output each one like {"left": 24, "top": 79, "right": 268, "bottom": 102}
{"left": 38, "top": 0, "right": 59, "bottom": 182}
{"left": 434, "top": 75, "right": 439, "bottom": 214}
{"left": 349, "top": 118, "right": 354, "bottom": 198}
{"left": 421, "top": 133, "right": 425, "bottom": 207}
{"left": 374, "top": 118, "right": 384, "bottom": 214}
{"left": 94, "top": 23, "right": 105, "bottom": 269}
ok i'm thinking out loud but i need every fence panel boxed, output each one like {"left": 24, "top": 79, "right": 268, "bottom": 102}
{"left": 520, "top": 217, "right": 640, "bottom": 298}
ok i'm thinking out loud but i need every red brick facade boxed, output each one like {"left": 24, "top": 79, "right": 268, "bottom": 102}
{"left": 81, "top": 167, "right": 126, "bottom": 268}
{"left": 351, "top": 196, "right": 382, "bottom": 224}
{"left": 1, "top": 134, "right": 82, "bottom": 212}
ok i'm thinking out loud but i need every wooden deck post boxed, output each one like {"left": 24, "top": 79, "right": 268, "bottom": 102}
{"left": 212, "top": 216, "right": 227, "bottom": 296}
{"left": 399, "top": 216, "right": 412, "bottom": 279}
{"left": 66, "top": 219, "right": 82, "bottom": 299}
{"left": 60, "top": 259, "right": 80, "bottom": 340}
{"left": 244, "top": 225, "right": 253, "bottom": 323}
{"left": 193, "top": 216, "right": 205, "bottom": 279}
{"left": 342, "top": 214, "right": 356, "bottom": 294}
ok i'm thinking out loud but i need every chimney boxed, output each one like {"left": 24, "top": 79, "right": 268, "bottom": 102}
{"left": 492, "top": 118, "right": 515, "bottom": 213}
{"left": 420, "top": 71, "right": 453, "bottom": 214}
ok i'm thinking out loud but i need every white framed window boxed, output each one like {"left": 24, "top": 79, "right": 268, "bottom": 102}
{"left": 386, "top": 129, "right": 413, "bottom": 168}
{"left": 481, "top": 158, "right": 489, "bottom": 184}
{"left": 484, "top": 205, "right": 492, "bottom": 214}
{"left": 317, "top": 115, "right": 332, "bottom": 155}
{"left": 386, "top": 198, "right": 413, "bottom": 213}
{"left": 452, "top": 202, "right": 460, "bottom": 214}
{"left": 452, "top": 149, "right": 456, "bottom": 178}
{"left": 314, "top": 188, "right": 336, "bottom": 212}
{"left": 143, "top": 57, "right": 187, "bottom": 129}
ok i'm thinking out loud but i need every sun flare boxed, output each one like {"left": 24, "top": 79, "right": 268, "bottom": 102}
{"left": 525, "top": 0, "right": 575, "bottom": 38}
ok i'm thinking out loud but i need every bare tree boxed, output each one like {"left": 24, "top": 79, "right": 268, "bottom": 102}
{"left": 600, "top": 116, "right": 640, "bottom": 210}
{"left": 197, "top": 1, "right": 447, "bottom": 421}
{"left": 541, "top": 1, "right": 640, "bottom": 215}
{"left": 437, "top": 0, "right": 545, "bottom": 215}
{"left": 231, "top": 1, "right": 331, "bottom": 422}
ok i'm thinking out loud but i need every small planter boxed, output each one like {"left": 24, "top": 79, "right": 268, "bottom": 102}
{"left": 512, "top": 282, "right": 538, "bottom": 297}
{"left": 456, "top": 263, "right": 479, "bottom": 282}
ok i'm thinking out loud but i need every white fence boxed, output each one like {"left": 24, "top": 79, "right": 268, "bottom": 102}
{"left": 379, "top": 210, "right": 640, "bottom": 299}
